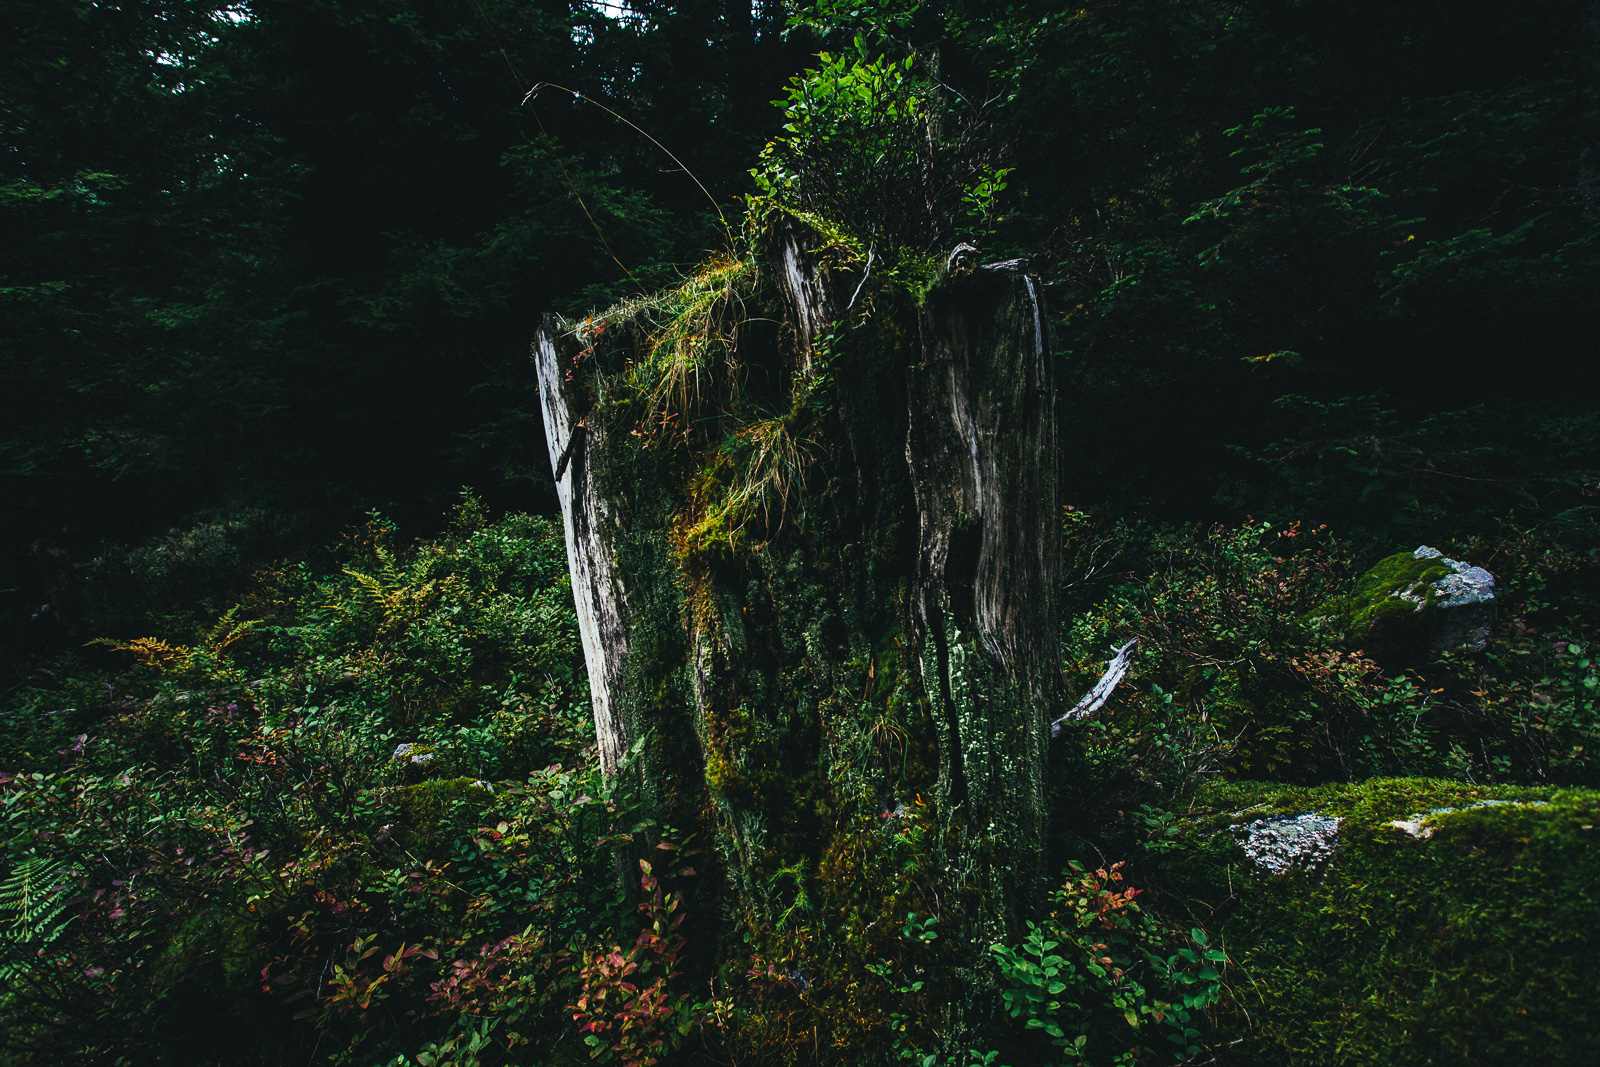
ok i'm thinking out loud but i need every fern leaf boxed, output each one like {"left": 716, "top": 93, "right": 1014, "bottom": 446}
{"left": 0, "top": 857, "right": 80, "bottom": 977}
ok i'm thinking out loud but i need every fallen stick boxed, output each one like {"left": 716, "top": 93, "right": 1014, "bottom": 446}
{"left": 1051, "top": 638, "right": 1139, "bottom": 739}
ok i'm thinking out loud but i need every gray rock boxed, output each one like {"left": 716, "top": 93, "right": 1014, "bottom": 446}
{"left": 1413, "top": 546, "right": 1496, "bottom": 651}
{"left": 1234, "top": 812, "right": 1342, "bottom": 875}
{"left": 392, "top": 742, "right": 434, "bottom": 765}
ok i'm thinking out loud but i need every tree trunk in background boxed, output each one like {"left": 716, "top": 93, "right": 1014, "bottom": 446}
{"left": 535, "top": 220, "right": 1058, "bottom": 1053}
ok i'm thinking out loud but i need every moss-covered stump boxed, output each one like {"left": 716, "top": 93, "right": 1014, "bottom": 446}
{"left": 533, "top": 217, "right": 1059, "bottom": 1055}
{"left": 1161, "top": 778, "right": 1600, "bottom": 1065}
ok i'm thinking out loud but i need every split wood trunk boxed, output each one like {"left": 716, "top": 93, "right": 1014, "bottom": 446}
{"left": 535, "top": 221, "right": 1059, "bottom": 1050}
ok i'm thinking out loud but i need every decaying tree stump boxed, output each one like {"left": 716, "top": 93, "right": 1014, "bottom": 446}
{"left": 535, "top": 218, "right": 1058, "bottom": 1052}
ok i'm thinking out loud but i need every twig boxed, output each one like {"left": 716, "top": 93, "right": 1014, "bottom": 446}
{"left": 1051, "top": 638, "right": 1138, "bottom": 738}
{"left": 524, "top": 83, "right": 733, "bottom": 251}
{"left": 846, "top": 244, "right": 877, "bottom": 310}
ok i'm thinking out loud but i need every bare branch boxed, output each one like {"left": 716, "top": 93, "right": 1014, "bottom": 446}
{"left": 1051, "top": 638, "right": 1138, "bottom": 738}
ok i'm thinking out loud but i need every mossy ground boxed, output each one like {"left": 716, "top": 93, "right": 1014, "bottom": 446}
{"left": 1157, "top": 778, "right": 1600, "bottom": 1066}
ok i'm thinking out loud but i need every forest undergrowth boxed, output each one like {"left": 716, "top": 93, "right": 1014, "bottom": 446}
{"left": 6, "top": 0, "right": 1600, "bottom": 1063}
{"left": 3, "top": 493, "right": 1598, "bottom": 1065}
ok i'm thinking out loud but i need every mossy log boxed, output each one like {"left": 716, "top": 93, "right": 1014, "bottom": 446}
{"left": 534, "top": 219, "right": 1059, "bottom": 1053}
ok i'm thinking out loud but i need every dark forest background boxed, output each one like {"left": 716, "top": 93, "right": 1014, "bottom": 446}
{"left": 2, "top": 0, "right": 803, "bottom": 598}
{"left": 6, "top": 0, "right": 1597, "bottom": 614}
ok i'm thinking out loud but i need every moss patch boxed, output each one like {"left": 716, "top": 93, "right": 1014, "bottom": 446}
{"left": 385, "top": 776, "right": 498, "bottom": 850}
{"left": 1158, "top": 778, "right": 1600, "bottom": 1065}
{"left": 1313, "top": 550, "right": 1456, "bottom": 662}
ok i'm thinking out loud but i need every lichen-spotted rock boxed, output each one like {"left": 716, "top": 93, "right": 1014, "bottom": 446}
{"left": 1233, "top": 812, "right": 1341, "bottom": 875}
{"left": 1312, "top": 544, "right": 1496, "bottom": 662}
{"left": 1161, "top": 779, "right": 1600, "bottom": 1066}
{"left": 1412, "top": 546, "right": 1496, "bottom": 651}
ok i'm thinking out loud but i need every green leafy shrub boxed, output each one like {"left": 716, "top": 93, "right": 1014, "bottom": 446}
{"left": 749, "top": 38, "right": 1012, "bottom": 253}
{"left": 1057, "top": 517, "right": 1600, "bottom": 794}
{"left": 0, "top": 500, "right": 694, "bottom": 1065}
{"left": 990, "top": 862, "right": 1225, "bottom": 1065}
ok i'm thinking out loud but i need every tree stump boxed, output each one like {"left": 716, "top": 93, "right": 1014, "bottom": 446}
{"left": 535, "top": 218, "right": 1059, "bottom": 1053}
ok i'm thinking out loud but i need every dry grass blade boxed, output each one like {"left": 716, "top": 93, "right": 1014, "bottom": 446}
{"left": 722, "top": 416, "right": 817, "bottom": 538}
{"left": 630, "top": 256, "right": 754, "bottom": 441}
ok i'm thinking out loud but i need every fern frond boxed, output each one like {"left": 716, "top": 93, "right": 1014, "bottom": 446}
{"left": 0, "top": 856, "right": 80, "bottom": 977}
{"left": 344, "top": 566, "right": 392, "bottom": 609}
{"left": 113, "top": 637, "right": 191, "bottom": 670}
{"left": 204, "top": 604, "right": 260, "bottom": 657}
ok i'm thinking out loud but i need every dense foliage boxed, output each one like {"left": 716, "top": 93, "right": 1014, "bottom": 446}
{"left": 788, "top": 0, "right": 1600, "bottom": 534}
{"left": 10, "top": 508, "right": 1598, "bottom": 1064}
{"left": 0, "top": 502, "right": 619, "bottom": 1062}
{"left": 5, "top": 0, "right": 1600, "bottom": 1064}
{"left": 1, "top": 0, "right": 807, "bottom": 584}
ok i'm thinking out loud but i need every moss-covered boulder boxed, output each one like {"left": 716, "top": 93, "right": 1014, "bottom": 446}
{"left": 380, "top": 776, "right": 498, "bottom": 850}
{"left": 1158, "top": 778, "right": 1600, "bottom": 1065}
{"left": 1314, "top": 546, "right": 1496, "bottom": 662}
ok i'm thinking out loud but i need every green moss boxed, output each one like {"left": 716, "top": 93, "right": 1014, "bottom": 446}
{"left": 1158, "top": 778, "right": 1600, "bottom": 1065}
{"left": 386, "top": 776, "right": 497, "bottom": 848}
{"left": 1313, "top": 550, "right": 1455, "bottom": 662}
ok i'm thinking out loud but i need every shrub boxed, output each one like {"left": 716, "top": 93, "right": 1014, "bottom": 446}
{"left": 0, "top": 500, "right": 683, "bottom": 1066}
{"left": 1056, "top": 517, "right": 1600, "bottom": 796}
{"left": 991, "top": 862, "right": 1225, "bottom": 1065}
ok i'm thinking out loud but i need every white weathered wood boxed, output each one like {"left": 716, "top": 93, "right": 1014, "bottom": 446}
{"left": 771, "top": 219, "right": 845, "bottom": 376}
{"left": 535, "top": 321, "right": 633, "bottom": 777}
